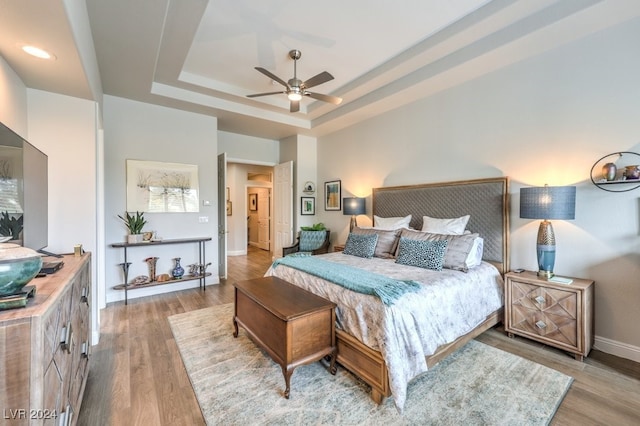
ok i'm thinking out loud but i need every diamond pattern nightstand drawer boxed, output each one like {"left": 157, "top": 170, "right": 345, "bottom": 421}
{"left": 504, "top": 271, "right": 594, "bottom": 361}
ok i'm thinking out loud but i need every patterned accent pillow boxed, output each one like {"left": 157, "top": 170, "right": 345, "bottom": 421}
{"left": 298, "top": 230, "right": 327, "bottom": 251}
{"left": 395, "top": 237, "right": 448, "bottom": 271}
{"left": 398, "top": 229, "right": 480, "bottom": 272}
{"left": 343, "top": 233, "right": 378, "bottom": 258}
{"left": 351, "top": 227, "right": 401, "bottom": 258}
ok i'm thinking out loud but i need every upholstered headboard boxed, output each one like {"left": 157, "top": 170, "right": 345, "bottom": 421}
{"left": 372, "top": 177, "right": 509, "bottom": 273}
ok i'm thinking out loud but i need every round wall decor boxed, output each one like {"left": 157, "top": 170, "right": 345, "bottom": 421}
{"left": 303, "top": 181, "right": 316, "bottom": 194}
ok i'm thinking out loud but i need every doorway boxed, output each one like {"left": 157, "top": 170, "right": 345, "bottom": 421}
{"left": 247, "top": 186, "right": 270, "bottom": 251}
{"left": 220, "top": 160, "right": 292, "bottom": 271}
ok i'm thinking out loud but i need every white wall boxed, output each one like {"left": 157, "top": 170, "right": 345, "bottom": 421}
{"left": 218, "top": 130, "right": 279, "bottom": 164}
{"left": 0, "top": 57, "right": 28, "bottom": 136}
{"left": 27, "top": 90, "right": 98, "bottom": 256}
{"left": 279, "top": 135, "right": 320, "bottom": 234}
{"left": 316, "top": 18, "right": 640, "bottom": 361}
{"left": 103, "top": 95, "right": 218, "bottom": 303}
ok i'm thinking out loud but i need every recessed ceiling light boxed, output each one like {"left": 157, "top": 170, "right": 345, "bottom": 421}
{"left": 21, "top": 45, "right": 56, "bottom": 60}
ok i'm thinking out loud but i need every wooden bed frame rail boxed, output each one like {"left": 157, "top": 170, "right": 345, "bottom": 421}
{"left": 335, "top": 308, "right": 504, "bottom": 404}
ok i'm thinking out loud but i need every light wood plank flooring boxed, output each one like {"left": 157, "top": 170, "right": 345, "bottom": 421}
{"left": 78, "top": 247, "right": 640, "bottom": 425}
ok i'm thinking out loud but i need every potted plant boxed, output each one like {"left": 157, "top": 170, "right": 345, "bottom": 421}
{"left": 300, "top": 222, "right": 326, "bottom": 231}
{"left": 118, "top": 211, "right": 147, "bottom": 243}
{"left": 0, "top": 211, "right": 23, "bottom": 242}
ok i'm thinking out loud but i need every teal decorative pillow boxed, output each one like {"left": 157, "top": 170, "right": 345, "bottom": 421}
{"left": 352, "top": 227, "right": 401, "bottom": 259}
{"left": 343, "top": 233, "right": 378, "bottom": 258}
{"left": 395, "top": 237, "right": 448, "bottom": 271}
{"left": 299, "top": 230, "right": 327, "bottom": 251}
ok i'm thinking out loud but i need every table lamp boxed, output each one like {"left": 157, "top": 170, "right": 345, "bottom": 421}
{"left": 520, "top": 185, "right": 576, "bottom": 278}
{"left": 343, "top": 197, "right": 366, "bottom": 232}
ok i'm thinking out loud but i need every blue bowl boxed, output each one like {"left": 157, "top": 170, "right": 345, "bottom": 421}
{"left": 0, "top": 244, "right": 43, "bottom": 296}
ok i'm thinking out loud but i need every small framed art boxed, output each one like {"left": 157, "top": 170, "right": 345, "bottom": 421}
{"left": 324, "top": 180, "right": 341, "bottom": 211}
{"left": 301, "top": 197, "right": 315, "bottom": 215}
{"left": 249, "top": 193, "right": 258, "bottom": 211}
{"left": 226, "top": 201, "right": 232, "bottom": 216}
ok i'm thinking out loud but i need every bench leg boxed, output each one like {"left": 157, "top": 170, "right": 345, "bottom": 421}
{"left": 329, "top": 347, "right": 337, "bottom": 375}
{"left": 282, "top": 366, "right": 294, "bottom": 399}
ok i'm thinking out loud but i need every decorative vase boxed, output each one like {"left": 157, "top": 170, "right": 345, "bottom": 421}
{"left": 118, "top": 262, "right": 132, "bottom": 285}
{"left": 624, "top": 165, "right": 640, "bottom": 180}
{"left": 171, "top": 257, "right": 185, "bottom": 279}
{"left": 145, "top": 256, "right": 159, "bottom": 281}
{"left": 0, "top": 243, "right": 43, "bottom": 296}
{"left": 602, "top": 162, "right": 617, "bottom": 181}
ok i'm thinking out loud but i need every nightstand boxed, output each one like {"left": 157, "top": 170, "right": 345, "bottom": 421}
{"left": 333, "top": 244, "right": 345, "bottom": 252}
{"left": 504, "top": 271, "right": 594, "bottom": 361}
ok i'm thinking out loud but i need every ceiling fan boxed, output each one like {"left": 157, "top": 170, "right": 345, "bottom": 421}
{"left": 247, "top": 49, "right": 343, "bottom": 113}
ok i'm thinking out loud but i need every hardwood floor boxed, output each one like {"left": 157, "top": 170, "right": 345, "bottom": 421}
{"left": 78, "top": 247, "right": 640, "bottom": 425}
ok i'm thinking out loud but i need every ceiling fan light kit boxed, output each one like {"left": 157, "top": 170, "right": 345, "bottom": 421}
{"left": 247, "top": 49, "right": 342, "bottom": 113}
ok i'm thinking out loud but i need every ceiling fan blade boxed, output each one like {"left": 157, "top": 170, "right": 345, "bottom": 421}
{"left": 302, "top": 71, "right": 334, "bottom": 89}
{"left": 305, "top": 92, "right": 343, "bottom": 105}
{"left": 255, "top": 67, "right": 289, "bottom": 88}
{"left": 290, "top": 100, "right": 300, "bottom": 113}
{"left": 247, "top": 91, "right": 286, "bottom": 98}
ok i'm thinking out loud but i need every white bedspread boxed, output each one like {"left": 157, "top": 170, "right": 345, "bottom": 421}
{"left": 265, "top": 252, "right": 504, "bottom": 411}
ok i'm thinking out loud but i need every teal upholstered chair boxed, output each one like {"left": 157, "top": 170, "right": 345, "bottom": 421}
{"left": 282, "top": 230, "right": 331, "bottom": 257}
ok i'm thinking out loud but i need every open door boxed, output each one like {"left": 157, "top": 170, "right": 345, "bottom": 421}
{"left": 273, "top": 161, "right": 293, "bottom": 259}
{"left": 257, "top": 188, "right": 270, "bottom": 250}
{"left": 217, "top": 153, "right": 227, "bottom": 279}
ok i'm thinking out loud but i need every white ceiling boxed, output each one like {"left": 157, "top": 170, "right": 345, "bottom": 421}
{"left": 1, "top": 0, "right": 639, "bottom": 140}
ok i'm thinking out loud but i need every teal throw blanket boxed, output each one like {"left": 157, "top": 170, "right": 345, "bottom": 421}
{"left": 272, "top": 255, "right": 422, "bottom": 305}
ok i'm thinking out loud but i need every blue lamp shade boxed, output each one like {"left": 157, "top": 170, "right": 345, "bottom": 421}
{"left": 520, "top": 185, "right": 576, "bottom": 278}
{"left": 520, "top": 186, "right": 576, "bottom": 220}
{"left": 343, "top": 197, "right": 366, "bottom": 231}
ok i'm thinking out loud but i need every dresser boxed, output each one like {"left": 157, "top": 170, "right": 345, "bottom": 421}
{"left": 0, "top": 254, "right": 91, "bottom": 425}
{"left": 504, "top": 271, "right": 594, "bottom": 361}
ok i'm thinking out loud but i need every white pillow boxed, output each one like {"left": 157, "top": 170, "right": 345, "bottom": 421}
{"left": 421, "top": 215, "right": 470, "bottom": 235}
{"left": 373, "top": 214, "right": 412, "bottom": 230}
{"left": 465, "top": 236, "right": 484, "bottom": 269}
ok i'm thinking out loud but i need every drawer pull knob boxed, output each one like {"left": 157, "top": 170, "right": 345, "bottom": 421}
{"left": 58, "top": 404, "right": 73, "bottom": 426}
{"left": 535, "top": 320, "right": 547, "bottom": 329}
{"left": 534, "top": 296, "right": 545, "bottom": 304}
{"left": 81, "top": 340, "right": 90, "bottom": 358}
{"left": 60, "top": 322, "right": 73, "bottom": 354}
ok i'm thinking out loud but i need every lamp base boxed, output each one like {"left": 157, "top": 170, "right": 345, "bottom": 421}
{"left": 536, "top": 220, "right": 556, "bottom": 279}
{"left": 537, "top": 269, "right": 554, "bottom": 279}
{"left": 349, "top": 216, "right": 358, "bottom": 232}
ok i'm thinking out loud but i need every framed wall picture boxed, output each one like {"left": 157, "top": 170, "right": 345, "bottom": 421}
{"left": 226, "top": 201, "right": 232, "bottom": 216}
{"left": 301, "top": 197, "right": 315, "bottom": 215}
{"left": 249, "top": 193, "right": 258, "bottom": 211}
{"left": 126, "top": 159, "right": 199, "bottom": 212}
{"left": 324, "top": 180, "right": 341, "bottom": 211}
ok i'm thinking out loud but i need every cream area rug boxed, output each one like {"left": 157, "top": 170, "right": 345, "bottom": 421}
{"left": 168, "top": 304, "right": 572, "bottom": 425}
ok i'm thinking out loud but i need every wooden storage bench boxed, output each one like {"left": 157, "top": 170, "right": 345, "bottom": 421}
{"left": 233, "top": 276, "right": 336, "bottom": 398}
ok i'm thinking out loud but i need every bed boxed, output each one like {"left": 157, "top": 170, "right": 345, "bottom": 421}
{"left": 266, "top": 177, "right": 510, "bottom": 411}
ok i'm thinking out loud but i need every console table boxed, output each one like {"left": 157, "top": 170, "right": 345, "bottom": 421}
{"left": 111, "top": 237, "right": 212, "bottom": 304}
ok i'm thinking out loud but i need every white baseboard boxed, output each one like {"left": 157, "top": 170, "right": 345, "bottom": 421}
{"left": 228, "top": 249, "right": 247, "bottom": 256}
{"left": 594, "top": 335, "right": 640, "bottom": 363}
